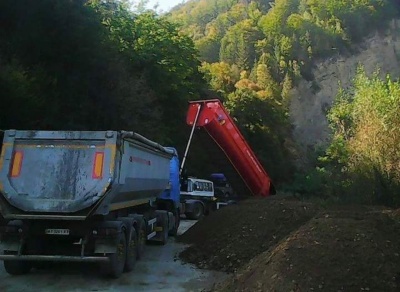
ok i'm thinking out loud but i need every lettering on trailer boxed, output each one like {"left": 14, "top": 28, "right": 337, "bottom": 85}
{"left": 129, "top": 156, "right": 151, "bottom": 166}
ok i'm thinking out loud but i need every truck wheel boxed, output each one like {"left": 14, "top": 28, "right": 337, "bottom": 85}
{"left": 168, "top": 210, "right": 180, "bottom": 236}
{"left": 101, "top": 231, "right": 127, "bottom": 278}
{"left": 124, "top": 227, "right": 137, "bottom": 272}
{"left": 136, "top": 219, "right": 146, "bottom": 260}
{"left": 160, "top": 215, "right": 169, "bottom": 245}
{"left": 4, "top": 259, "right": 32, "bottom": 275}
{"left": 186, "top": 203, "right": 204, "bottom": 220}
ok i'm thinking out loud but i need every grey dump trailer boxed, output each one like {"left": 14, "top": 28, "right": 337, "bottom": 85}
{"left": 0, "top": 130, "right": 180, "bottom": 278}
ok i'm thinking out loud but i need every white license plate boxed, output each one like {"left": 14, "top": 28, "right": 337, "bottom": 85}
{"left": 45, "top": 228, "right": 70, "bottom": 235}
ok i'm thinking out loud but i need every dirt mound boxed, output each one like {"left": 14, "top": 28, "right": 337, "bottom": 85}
{"left": 215, "top": 209, "right": 400, "bottom": 292}
{"left": 177, "top": 196, "right": 319, "bottom": 273}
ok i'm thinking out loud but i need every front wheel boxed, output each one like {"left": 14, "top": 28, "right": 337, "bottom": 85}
{"left": 186, "top": 203, "right": 204, "bottom": 220}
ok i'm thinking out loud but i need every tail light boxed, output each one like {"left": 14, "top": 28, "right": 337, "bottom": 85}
{"left": 92, "top": 152, "right": 104, "bottom": 179}
{"left": 10, "top": 151, "right": 23, "bottom": 178}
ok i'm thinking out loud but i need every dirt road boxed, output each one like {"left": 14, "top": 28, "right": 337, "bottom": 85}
{"left": 0, "top": 220, "right": 227, "bottom": 292}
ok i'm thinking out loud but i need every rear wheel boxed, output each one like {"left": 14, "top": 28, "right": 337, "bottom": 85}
{"left": 136, "top": 219, "right": 146, "bottom": 260}
{"left": 160, "top": 213, "right": 169, "bottom": 245}
{"left": 124, "top": 227, "right": 137, "bottom": 272}
{"left": 100, "top": 231, "right": 127, "bottom": 278}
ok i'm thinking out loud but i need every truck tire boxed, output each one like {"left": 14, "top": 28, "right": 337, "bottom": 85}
{"left": 160, "top": 213, "right": 169, "bottom": 245}
{"left": 169, "top": 209, "right": 180, "bottom": 236}
{"left": 101, "top": 231, "right": 127, "bottom": 278}
{"left": 136, "top": 218, "right": 146, "bottom": 260}
{"left": 187, "top": 202, "right": 204, "bottom": 220}
{"left": 124, "top": 227, "right": 137, "bottom": 272}
{"left": 4, "top": 253, "right": 32, "bottom": 275}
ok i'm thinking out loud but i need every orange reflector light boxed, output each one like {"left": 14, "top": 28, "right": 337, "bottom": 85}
{"left": 10, "top": 151, "right": 23, "bottom": 178}
{"left": 92, "top": 152, "right": 104, "bottom": 179}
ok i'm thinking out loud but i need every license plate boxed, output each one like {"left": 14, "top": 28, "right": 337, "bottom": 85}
{"left": 45, "top": 228, "right": 70, "bottom": 235}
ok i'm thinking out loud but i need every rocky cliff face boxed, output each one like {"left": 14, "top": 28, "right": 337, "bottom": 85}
{"left": 289, "top": 19, "right": 400, "bottom": 160}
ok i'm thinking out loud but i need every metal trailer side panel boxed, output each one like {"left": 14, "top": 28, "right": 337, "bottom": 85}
{"left": 186, "top": 100, "right": 275, "bottom": 197}
{"left": 101, "top": 138, "right": 173, "bottom": 212}
{"left": 0, "top": 130, "right": 117, "bottom": 215}
{"left": 0, "top": 130, "right": 174, "bottom": 218}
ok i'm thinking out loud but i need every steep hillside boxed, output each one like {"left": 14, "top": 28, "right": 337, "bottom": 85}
{"left": 289, "top": 19, "right": 400, "bottom": 159}
{"left": 168, "top": 0, "right": 271, "bottom": 62}
{"left": 166, "top": 0, "right": 400, "bottom": 205}
{"left": 167, "top": 0, "right": 400, "bottom": 188}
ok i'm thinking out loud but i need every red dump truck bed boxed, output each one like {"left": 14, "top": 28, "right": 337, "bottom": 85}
{"left": 186, "top": 99, "right": 275, "bottom": 197}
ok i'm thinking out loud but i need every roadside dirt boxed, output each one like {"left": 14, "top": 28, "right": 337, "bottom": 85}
{"left": 177, "top": 196, "right": 320, "bottom": 273}
{"left": 177, "top": 197, "right": 400, "bottom": 292}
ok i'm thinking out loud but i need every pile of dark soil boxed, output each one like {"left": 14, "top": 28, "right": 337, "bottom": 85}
{"left": 215, "top": 207, "right": 400, "bottom": 292}
{"left": 178, "top": 197, "right": 400, "bottom": 291}
{"left": 177, "top": 196, "right": 319, "bottom": 273}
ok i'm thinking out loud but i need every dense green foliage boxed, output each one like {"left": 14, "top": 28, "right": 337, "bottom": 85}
{"left": 166, "top": 0, "right": 400, "bottom": 195}
{"left": 283, "top": 68, "right": 400, "bottom": 206}
{"left": 320, "top": 67, "right": 400, "bottom": 205}
{"left": 168, "top": 0, "right": 399, "bottom": 186}
{"left": 0, "top": 0, "right": 205, "bottom": 150}
{"left": 169, "top": 0, "right": 397, "bottom": 79}
{"left": 1, "top": 0, "right": 400, "bottom": 196}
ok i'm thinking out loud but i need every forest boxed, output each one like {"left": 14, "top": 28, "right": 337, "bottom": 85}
{"left": 1, "top": 0, "right": 400, "bottom": 205}
{"left": 0, "top": 0, "right": 205, "bottom": 149}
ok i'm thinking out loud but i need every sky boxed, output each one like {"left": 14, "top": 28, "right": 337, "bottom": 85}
{"left": 146, "top": 0, "right": 187, "bottom": 13}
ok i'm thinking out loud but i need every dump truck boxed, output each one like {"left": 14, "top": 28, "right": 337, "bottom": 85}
{"left": 185, "top": 99, "right": 276, "bottom": 198}
{"left": 177, "top": 99, "right": 275, "bottom": 219}
{"left": 0, "top": 130, "right": 180, "bottom": 278}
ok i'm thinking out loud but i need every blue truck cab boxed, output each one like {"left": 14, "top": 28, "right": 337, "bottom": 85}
{"left": 158, "top": 147, "right": 181, "bottom": 235}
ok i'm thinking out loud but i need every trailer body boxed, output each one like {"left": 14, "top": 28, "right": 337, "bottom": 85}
{"left": 186, "top": 99, "right": 275, "bottom": 197}
{"left": 0, "top": 130, "right": 180, "bottom": 277}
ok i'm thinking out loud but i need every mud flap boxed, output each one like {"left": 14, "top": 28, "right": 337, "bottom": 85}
{"left": 0, "top": 238, "right": 20, "bottom": 252}
{"left": 94, "top": 220, "right": 125, "bottom": 254}
{"left": 0, "top": 220, "right": 24, "bottom": 253}
{"left": 94, "top": 239, "right": 119, "bottom": 254}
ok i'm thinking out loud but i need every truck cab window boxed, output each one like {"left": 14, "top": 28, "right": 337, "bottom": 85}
{"left": 180, "top": 179, "right": 193, "bottom": 192}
